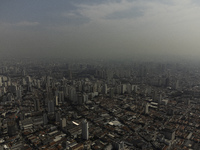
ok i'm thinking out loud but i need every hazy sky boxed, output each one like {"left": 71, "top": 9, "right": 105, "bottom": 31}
{"left": 1, "top": 0, "right": 200, "bottom": 60}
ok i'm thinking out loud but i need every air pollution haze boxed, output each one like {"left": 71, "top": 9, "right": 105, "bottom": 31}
{"left": 0, "top": 0, "right": 200, "bottom": 60}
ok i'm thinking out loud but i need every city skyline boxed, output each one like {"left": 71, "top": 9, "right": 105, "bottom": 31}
{"left": 1, "top": 0, "right": 200, "bottom": 60}
{"left": 0, "top": 58, "right": 199, "bottom": 149}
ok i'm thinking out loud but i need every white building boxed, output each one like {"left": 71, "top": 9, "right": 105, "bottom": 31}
{"left": 145, "top": 103, "right": 149, "bottom": 114}
{"left": 61, "top": 118, "right": 66, "bottom": 128}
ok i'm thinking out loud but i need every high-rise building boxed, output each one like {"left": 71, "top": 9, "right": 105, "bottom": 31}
{"left": 152, "top": 91, "right": 157, "bottom": 101}
{"left": 158, "top": 94, "right": 162, "bottom": 106}
{"left": 2, "top": 67, "right": 7, "bottom": 74}
{"left": 83, "top": 94, "right": 88, "bottom": 103}
{"left": 126, "top": 84, "right": 132, "bottom": 94}
{"left": 93, "top": 83, "right": 97, "bottom": 92}
{"left": 2, "top": 87, "right": 6, "bottom": 95}
{"left": 185, "top": 99, "right": 190, "bottom": 105}
{"left": 175, "top": 79, "right": 179, "bottom": 90}
{"left": 103, "top": 84, "right": 107, "bottom": 94}
{"left": 165, "top": 77, "right": 170, "bottom": 87}
{"left": 60, "top": 118, "right": 66, "bottom": 128}
{"left": 82, "top": 119, "right": 89, "bottom": 140}
{"left": 163, "top": 128, "right": 175, "bottom": 140}
{"left": 25, "top": 76, "right": 32, "bottom": 84}
{"left": 109, "top": 88, "right": 114, "bottom": 98}
{"left": 69, "top": 87, "right": 77, "bottom": 104}
{"left": 37, "top": 80, "right": 41, "bottom": 89}
{"left": 48, "top": 100, "right": 55, "bottom": 114}
{"left": 34, "top": 99, "right": 40, "bottom": 111}
{"left": 55, "top": 96, "right": 59, "bottom": 106}
{"left": 58, "top": 91, "right": 64, "bottom": 102}
{"left": 46, "top": 76, "right": 51, "bottom": 87}
{"left": 22, "top": 78, "right": 26, "bottom": 86}
{"left": 78, "top": 82, "right": 82, "bottom": 92}
{"left": 121, "top": 84, "right": 126, "bottom": 94}
{"left": 116, "top": 85, "right": 121, "bottom": 94}
{"left": 43, "top": 113, "right": 48, "bottom": 125}
{"left": 16, "top": 86, "right": 22, "bottom": 99}
{"left": 77, "top": 93, "right": 83, "bottom": 104}
{"left": 55, "top": 111, "right": 61, "bottom": 122}
{"left": 28, "top": 83, "right": 32, "bottom": 92}
{"left": 144, "top": 103, "right": 149, "bottom": 114}
{"left": 69, "top": 70, "right": 72, "bottom": 79}
{"left": 63, "top": 86, "right": 69, "bottom": 97}
{"left": 0, "top": 77, "right": 2, "bottom": 87}
{"left": 8, "top": 85, "right": 17, "bottom": 94}
{"left": 7, "top": 119, "right": 17, "bottom": 136}
{"left": 19, "top": 112, "right": 25, "bottom": 120}
{"left": 22, "top": 69, "right": 26, "bottom": 76}
{"left": 113, "top": 141, "right": 124, "bottom": 150}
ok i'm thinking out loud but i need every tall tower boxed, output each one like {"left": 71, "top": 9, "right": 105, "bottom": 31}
{"left": 82, "top": 119, "right": 89, "bottom": 140}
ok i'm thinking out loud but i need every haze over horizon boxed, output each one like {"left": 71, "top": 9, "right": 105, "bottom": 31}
{"left": 1, "top": 0, "right": 200, "bottom": 60}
